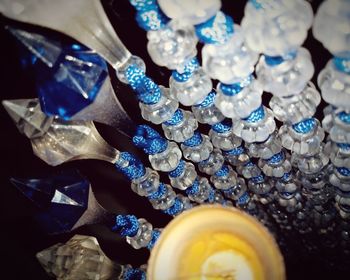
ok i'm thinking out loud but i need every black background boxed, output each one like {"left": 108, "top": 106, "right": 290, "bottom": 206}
{"left": 0, "top": 0, "right": 347, "bottom": 279}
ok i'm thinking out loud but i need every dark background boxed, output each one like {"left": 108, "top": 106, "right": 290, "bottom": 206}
{"left": 0, "top": 0, "right": 346, "bottom": 279}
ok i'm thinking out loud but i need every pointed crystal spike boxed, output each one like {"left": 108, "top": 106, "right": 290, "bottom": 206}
{"left": 10, "top": 170, "right": 114, "bottom": 234}
{"left": 3, "top": 98, "right": 120, "bottom": 165}
{"left": 0, "top": 0, "right": 131, "bottom": 69}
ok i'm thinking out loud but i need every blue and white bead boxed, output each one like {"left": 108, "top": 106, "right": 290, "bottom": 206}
{"left": 181, "top": 131, "right": 213, "bottom": 162}
{"left": 328, "top": 142, "right": 350, "bottom": 169}
{"left": 247, "top": 174, "right": 273, "bottom": 197}
{"left": 245, "top": 130, "right": 282, "bottom": 160}
{"left": 258, "top": 151, "right": 292, "bottom": 178}
{"left": 198, "top": 149, "right": 224, "bottom": 175}
{"left": 209, "top": 119, "right": 242, "bottom": 151}
{"left": 222, "top": 146, "right": 250, "bottom": 167}
{"left": 168, "top": 160, "right": 197, "bottom": 190}
{"left": 210, "top": 164, "right": 238, "bottom": 190}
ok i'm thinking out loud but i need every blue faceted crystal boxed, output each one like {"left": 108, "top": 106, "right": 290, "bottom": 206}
{"left": 292, "top": 118, "right": 316, "bottom": 134}
{"left": 10, "top": 170, "right": 90, "bottom": 234}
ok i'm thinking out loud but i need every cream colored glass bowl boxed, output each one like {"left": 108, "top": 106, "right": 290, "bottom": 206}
{"left": 148, "top": 205, "right": 285, "bottom": 280}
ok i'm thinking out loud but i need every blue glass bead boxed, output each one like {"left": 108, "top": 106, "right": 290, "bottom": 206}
{"left": 292, "top": 118, "right": 316, "bottom": 133}
{"left": 133, "top": 125, "right": 168, "bottom": 155}
{"left": 243, "top": 106, "right": 265, "bottom": 123}
{"left": 264, "top": 51, "right": 297, "bottom": 67}
{"left": 163, "top": 198, "right": 183, "bottom": 216}
{"left": 337, "top": 111, "right": 350, "bottom": 124}
{"left": 135, "top": 5, "right": 168, "bottom": 31}
{"left": 183, "top": 131, "right": 203, "bottom": 147}
{"left": 148, "top": 183, "right": 167, "bottom": 200}
{"left": 337, "top": 167, "right": 350, "bottom": 177}
{"left": 212, "top": 119, "right": 232, "bottom": 133}
{"left": 267, "top": 151, "right": 285, "bottom": 165}
{"left": 214, "top": 164, "right": 230, "bottom": 177}
{"left": 186, "top": 179, "right": 200, "bottom": 195}
{"left": 168, "top": 160, "right": 185, "bottom": 178}
{"left": 337, "top": 143, "right": 350, "bottom": 150}
{"left": 223, "top": 146, "right": 245, "bottom": 156}
{"left": 123, "top": 267, "right": 146, "bottom": 280}
{"left": 250, "top": 174, "right": 265, "bottom": 184}
{"left": 172, "top": 57, "right": 200, "bottom": 82}
{"left": 194, "top": 90, "right": 216, "bottom": 108}
{"left": 115, "top": 152, "right": 146, "bottom": 180}
{"left": 112, "top": 215, "right": 139, "bottom": 237}
{"left": 237, "top": 192, "right": 250, "bottom": 205}
{"left": 333, "top": 57, "right": 350, "bottom": 74}
{"left": 195, "top": 12, "right": 234, "bottom": 44}
{"left": 147, "top": 229, "right": 161, "bottom": 249}
{"left": 281, "top": 172, "right": 292, "bottom": 182}
{"left": 163, "top": 109, "right": 184, "bottom": 126}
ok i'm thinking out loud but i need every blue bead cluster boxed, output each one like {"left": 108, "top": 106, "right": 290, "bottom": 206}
{"left": 148, "top": 183, "right": 167, "bottom": 200}
{"left": 172, "top": 57, "right": 200, "bottom": 82}
{"left": 212, "top": 119, "right": 232, "bottom": 133}
{"left": 168, "top": 160, "right": 185, "bottom": 178}
{"left": 163, "top": 198, "right": 183, "bottom": 216}
{"left": 223, "top": 146, "right": 245, "bottom": 156}
{"left": 214, "top": 164, "right": 230, "bottom": 177}
{"left": 337, "top": 167, "right": 350, "bottom": 177}
{"left": 147, "top": 229, "right": 161, "bottom": 249}
{"left": 267, "top": 151, "right": 285, "bottom": 165}
{"left": 194, "top": 90, "right": 216, "bottom": 108}
{"left": 112, "top": 215, "right": 139, "bottom": 237}
{"left": 123, "top": 267, "right": 146, "bottom": 280}
{"left": 183, "top": 131, "right": 203, "bottom": 147}
{"left": 133, "top": 125, "right": 168, "bottom": 155}
{"left": 250, "top": 174, "right": 265, "bottom": 184}
{"left": 243, "top": 106, "right": 265, "bottom": 123}
{"left": 115, "top": 152, "right": 146, "bottom": 181}
{"left": 195, "top": 11, "right": 234, "bottom": 44}
{"left": 337, "top": 111, "right": 350, "bottom": 124}
{"left": 292, "top": 118, "right": 316, "bottom": 134}
{"left": 337, "top": 143, "right": 350, "bottom": 150}
{"left": 186, "top": 179, "right": 200, "bottom": 195}
{"left": 333, "top": 57, "right": 350, "bottom": 74}
{"left": 163, "top": 109, "right": 184, "bottom": 126}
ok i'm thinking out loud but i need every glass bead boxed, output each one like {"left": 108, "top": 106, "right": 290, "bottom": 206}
{"left": 246, "top": 130, "right": 282, "bottom": 159}
{"left": 148, "top": 184, "right": 176, "bottom": 210}
{"left": 328, "top": 141, "right": 350, "bottom": 169}
{"left": 198, "top": 149, "right": 224, "bottom": 175}
{"left": 149, "top": 141, "right": 182, "bottom": 172}
{"left": 258, "top": 151, "right": 292, "bottom": 178}
{"left": 223, "top": 146, "right": 250, "bottom": 167}
{"left": 169, "top": 161, "right": 197, "bottom": 190}
{"left": 131, "top": 168, "right": 160, "bottom": 197}
{"left": 126, "top": 219, "right": 153, "bottom": 249}
{"left": 209, "top": 123, "right": 243, "bottom": 151}
{"left": 181, "top": 134, "right": 213, "bottom": 162}
{"left": 210, "top": 165, "right": 238, "bottom": 190}
{"left": 186, "top": 177, "right": 212, "bottom": 203}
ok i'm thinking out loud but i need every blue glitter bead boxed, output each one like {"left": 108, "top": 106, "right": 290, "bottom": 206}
{"left": 212, "top": 119, "right": 232, "bottom": 133}
{"left": 267, "top": 151, "right": 285, "bottom": 165}
{"left": 129, "top": 0, "right": 156, "bottom": 11}
{"left": 186, "top": 179, "right": 200, "bottom": 195}
{"left": 243, "top": 106, "right": 265, "bottom": 123}
{"left": 163, "top": 109, "right": 184, "bottom": 126}
{"left": 194, "top": 91, "right": 216, "bottom": 108}
{"left": 337, "top": 167, "right": 350, "bottom": 177}
{"left": 237, "top": 192, "right": 250, "bottom": 205}
{"left": 281, "top": 172, "right": 292, "bottom": 182}
{"left": 183, "top": 131, "right": 203, "bottom": 147}
{"left": 337, "top": 143, "right": 350, "bottom": 150}
{"left": 195, "top": 12, "right": 234, "bottom": 44}
{"left": 112, "top": 215, "right": 139, "bottom": 237}
{"left": 337, "top": 112, "right": 350, "bottom": 124}
{"left": 135, "top": 5, "right": 168, "bottom": 31}
{"left": 250, "top": 174, "right": 265, "bottom": 184}
{"left": 168, "top": 160, "right": 185, "bottom": 178}
{"left": 172, "top": 57, "right": 200, "bottom": 82}
{"left": 163, "top": 198, "right": 183, "bottom": 216}
{"left": 115, "top": 152, "right": 146, "bottom": 181}
{"left": 264, "top": 51, "right": 296, "bottom": 67}
{"left": 292, "top": 118, "right": 316, "bottom": 134}
{"left": 147, "top": 229, "right": 161, "bottom": 249}
{"left": 333, "top": 57, "right": 350, "bottom": 74}
{"left": 133, "top": 125, "right": 168, "bottom": 155}
{"left": 148, "top": 183, "right": 167, "bottom": 200}
{"left": 123, "top": 267, "right": 146, "bottom": 280}
{"left": 223, "top": 146, "right": 245, "bottom": 156}
{"left": 214, "top": 164, "right": 230, "bottom": 177}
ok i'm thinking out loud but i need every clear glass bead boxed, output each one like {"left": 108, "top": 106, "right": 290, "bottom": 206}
{"left": 149, "top": 184, "right": 176, "bottom": 210}
{"left": 169, "top": 162, "right": 197, "bottom": 190}
{"left": 327, "top": 141, "right": 350, "bottom": 169}
{"left": 162, "top": 110, "right": 198, "bottom": 142}
{"left": 276, "top": 191, "right": 303, "bottom": 213}
{"left": 336, "top": 195, "right": 350, "bottom": 219}
{"left": 126, "top": 219, "right": 153, "bottom": 249}
{"left": 131, "top": 168, "right": 160, "bottom": 196}
{"left": 210, "top": 165, "right": 238, "bottom": 190}
{"left": 181, "top": 134, "right": 213, "bottom": 162}
{"left": 198, "top": 149, "right": 224, "bottom": 175}
{"left": 147, "top": 20, "right": 198, "bottom": 70}
{"left": 169, "top": 68, "right": 212, "bottom": 106}
{"left": 209, "top": 127, "right": 242, "bottom": 151}
{"left": 223, "top": 178, "right": 247, "bottom": 201}
{"left": 296, "top": 169, "right": 327, "bottom": 191}
{"left": 248, "top": 179, "right": 272, "bottom": 196}
{"left": 139, "top": 86, "right": 178, "bottom": 125}
{"left": 187, "top": 177, "right": 211, "bottom": 203}
{"left": 245, "top": 130, "right": 282, "bottom": 159}
{"left": 258, "top": 152, "right": 292, "bottom": 178}
{"left": 237, "top": 162, "right": 262, "bottom": 179}
{"left": 116, "top": 55, "right": 146, "bottom": 84}
{"left": 322, "top": 111, "right": 350, "bottom": 144}
{"left": 149, "top": 141, "right": 182, "bottom": 172}
{"left": 223, "top": 148, "right": 250, "bottom": 166}
{"left": 202, "top": 25, "right": 258, "bottom": 84}
{"left": 191, "top": 95, "right": 225, "bottom": 125}
{"left": 330, "top": 168, "right": 350, "bottom": 192}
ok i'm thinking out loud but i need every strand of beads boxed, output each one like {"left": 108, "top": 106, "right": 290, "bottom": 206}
{"left": 313, "top": 0, "right": 350, "bottom": 259}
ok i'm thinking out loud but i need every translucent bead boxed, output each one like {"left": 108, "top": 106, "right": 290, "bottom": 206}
{"left": 169, "top": 68, "right": 212, "bottom": 106}
{"left": 191, "top": 91, "right": 225, "bottom": 125}
{"left": 223, "top": 178, "right": 248, "bottom": 201}
{"left": 201, "top": 25, "right": 258, "bottom": 84}
{"left": 276, "top": 191, "right": 303, "bottom": 213}
{"left": 169, "top": 161, "right": 197, "bottom": 190}
{"left": 147, "top": 20, "right": 198, "bottom": 70}
{"left": 275, "top": 177, "right": 299, "bottom": 195}
{"left": 327, "top": 141, "right": 350, "bottom": 169}
{"left": 157, "top": 0, "right": 221, "bottom": 25}
{"left": 198, "top": 149, "right": 224, "bottom": 175}
{"left": 139, "top": 87, "right": 178, "bottom": 124}
{"left": 312, "top": 0, "right": 350, "bottom": 58}
{"left": 317, "top": 59, "right": 350, "bottom": 110}
{"left": 241, "top": 0, "right": 313, "bottom": 56}
{"left": 322, "top": 111, "right": 350, "bottom": 144}
{"left": 330, "top": 168, "right": 350, "bottom": 192}
{"left": 162, "top": 109, "right": 198, "bottom": 142}
{"left": 186, "top": 177, "right": 212, "bottom": 203}
{"left": 223, "top": 146, "right": 250, "bottom": 166}
{"left": 209, "top": 122, "right": 243, "bottom": 151}
{"left": 181, "top": 133, "right": 213, "bottom": 162}
{"left": 279, "top": 119, "right": 325, "bottom": 156}
{"left": 335, "top": 195, "right": 350, "bottom": 220}
{"left": 149, "top": 141, "right": 182, "bottom": 172}
{"left": 126, "top": 218, "right": 153, "bottom": 249}
{"left": 246, "top": 130, "right": 282, "bottom": 159}
{"left": 131, "top": 168, "right": 160, "bottom": 196}
{"left": 296, "top": 169, "right": 327, "bottom": 191}
{"left": 256, "top": 48, "right": 314, "bottom": 96}
{"left": 210, "top": 165, "right": 238, "bottom": 190}
{"left": 148, "top": 184, "right": 176, "bottom": 210}
{"left": 258, "top": 151, "right": 292, "bottom": 178}
{"left": 236, "top": 161, "right": 262, "bottom": 179}
{"left": 215, "top": 77, "right": 263, "bottom": 120}
{"left": 232, "top": 106, "right": 276, "bottom": 143}
{"left": 269, "top": 83, "right": 321, "bottom": 124}
{"left": 116, "top": 55, "right": 146, "bottom": 84}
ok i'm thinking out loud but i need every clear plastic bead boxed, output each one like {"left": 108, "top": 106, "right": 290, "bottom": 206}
{"left": 181, "top": 134, "right": 213, "bottom": 162}
{"left": 237, "top": 162, "right": 262, "bottom": 179}
{"left": 198, "top": 149, "right": 224, "bottom": 175}
{"left": 169, "top": 161, "right": 197, "bottom": 190}
{"left": 169, "top": 68, "right": 212, "bottom": 106}
{"left": 256, "top": 48, "right": 314, "bottom": 97}
{"left": 191, "top": 92, "right": 225, "bottom": 125}
{"left": 246, "top": 130, "right": 282, "bottom": 159}
{"left": 327, "top": 141, "right": 350, "bottom": 169}
{"left": 186, "top": 177, "right": 212, "bottom": 203}
{"left": 162, "top": 110, "right": 198, "bottom": 143}
{"left": 322, "top": 110, "right": 350, "bottom": 144}
{"left": 126, "top": 219, "right": 153, "bottom": 249}
{"left": 149, "top": 141, "right": 182, "bottom": 172}
{"left": 258, "top": 151, "right": 292, "bottom": 178}
{"left": 209, "top": 126, "right": 242, "bottom": 151}
{"left": 116, "top": 55, "right": 146, "bottom": 84}
{"left": 147, "top": 20, "right": 198, "bottom": 70}
{"left": 223, "top": 147, "right": 250, "bottom": 166}
{"left": 210, "top": 165, "right": 238, "bottom": 190}
{"left": 330, "top": 168, "right": 350, "bottom": 192}
{"left": 139, "top": 86, "right": 178, "bottom": 124}
{"left": 131, "top": 168, "right": 160, "bottom": 196}
{"left": 149, "top": 184, "right": 176, "bottom": 210}
{"left": 202, "top": 25, "right": 258, "bottom": 84}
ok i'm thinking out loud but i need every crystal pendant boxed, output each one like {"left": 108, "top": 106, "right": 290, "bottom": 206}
{"left": 3, "top": 98, "right": 120, "bottom": 165}
{"left": 10, "top": 170, "right": 111, "bottom": 234}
